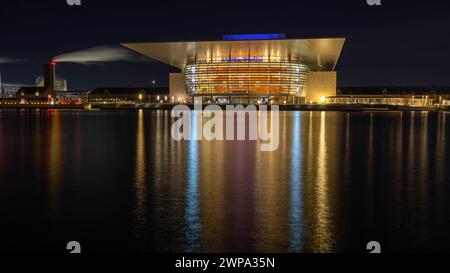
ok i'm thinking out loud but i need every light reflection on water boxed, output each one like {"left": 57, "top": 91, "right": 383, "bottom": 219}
{"left": 184, "top": 111, "right": 201, "bottom": 252}
{"left": 313, "top": 112, "right": 333, "bottom": 252}
{"left": 289, "top": 111, "right": 303, "bottom": 252}
{"left": 0, "top": 110, "right": 449, "bottom": 253}
{"left": 48, "top": 111, "right": 62, "bottom": 218}
{"left": 134, "top": 110, "right": 147, "bottom": 243}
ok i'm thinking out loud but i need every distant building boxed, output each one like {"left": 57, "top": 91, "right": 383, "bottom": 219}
{"left": 329, "top": 86, "right": 450, "bottom": 106}
{"left": 0, "top": 83, "right": 28, "bottom": 98}
{"left": 337, "top": 86, "right": 450, "bottom": 96}
{"left": 88, "top": 87, "right": 169, "bottom": 103}
{"left": 36, "top": 75, "right": 67, "bottom": 91}
{"left": 16, "top": 63, "right": 57, "bottom": 103}
{"left": 56, "top": 91, "right": 89, "bottom": 104}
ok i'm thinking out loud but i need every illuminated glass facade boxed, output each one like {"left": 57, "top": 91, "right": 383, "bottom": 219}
{"left": 184, "top": 59, "right": 310, "bottom": 96}
{"left": 122, "top": 36, "right": 346, "bottom": 103}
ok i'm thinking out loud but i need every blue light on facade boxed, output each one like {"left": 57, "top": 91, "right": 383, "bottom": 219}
{"left": 223, "top": 33, "right": 286, "bottom": 41}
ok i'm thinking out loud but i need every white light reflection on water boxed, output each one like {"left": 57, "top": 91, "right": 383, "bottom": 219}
{"left": 289, "top": 111, "right": 303, "bottom": 251}
{"left": 184, "top": 111, "right": 201, "bottom": 252}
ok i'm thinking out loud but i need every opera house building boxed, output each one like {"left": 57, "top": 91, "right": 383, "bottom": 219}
{"left": 123, "top": 34, "right": 345, "bottom": 104}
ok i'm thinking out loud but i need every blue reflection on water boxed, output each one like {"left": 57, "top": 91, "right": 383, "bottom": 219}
{"left": 184, "top": 111, "right": 201, "bottom": 252}
{"left": 289, "top": 112, "right": 303, "bottom": 252}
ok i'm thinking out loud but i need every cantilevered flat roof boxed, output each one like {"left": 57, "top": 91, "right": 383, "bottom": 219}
{"left": 122, "top": 38, "right": 345, "bottom": 71}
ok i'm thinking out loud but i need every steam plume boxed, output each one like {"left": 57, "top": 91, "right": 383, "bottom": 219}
{"left": 52, "top": 45, "right": 150, "bottom": 65}
{"left": 0, "top": 57, "right": 27, "bottom": 64}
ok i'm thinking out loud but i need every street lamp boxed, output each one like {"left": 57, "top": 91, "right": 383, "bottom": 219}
{"left": 152, "top": 80, "right": 156, "bottom": 93}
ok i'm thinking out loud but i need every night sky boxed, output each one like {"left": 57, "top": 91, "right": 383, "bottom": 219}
{"left": 1, "top": 0, "right": 450, "bottom": 90}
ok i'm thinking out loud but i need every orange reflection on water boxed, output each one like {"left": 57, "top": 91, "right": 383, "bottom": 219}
{"left": 367, "top": 114, "right": 374, "bottom": 189}
{"left": 134, "top": 110, "right": 147, "bottom": 240}
{"left": 0, "top": 114, "right": 3, "bottom": 179}
{"left": 255, "top": 131, "right": 288, "bottom": 252}
{"left": 435, "top": 113, "right": 446, "bottom": 206}
{"left": 259, "top": 112, "right": 290, "bottom": 252}
{"left": 33, "top": 112, "right": 42, "bottom": 173}
{"left": 47, "top": 111, "right": 62, "bottom": 216}
{"left": 313, "top": 111, "right": 333, "bottom": 252}
{"left": 199, "top": 137, "right": 226, "bottom": 252}
{"left": 303, "top": 112, "right": 334, "bottom": 252}
{"left": 418, "top": 112, "right": 429, "bottom": 208}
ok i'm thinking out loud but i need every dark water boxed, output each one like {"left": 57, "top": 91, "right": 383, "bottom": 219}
{"left": 0, "top": 110, "right": 449, "bottom": 253}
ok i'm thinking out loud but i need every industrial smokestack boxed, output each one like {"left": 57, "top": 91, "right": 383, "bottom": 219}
{"left": 43, "top": 61, "right": 56, "bottom": 92}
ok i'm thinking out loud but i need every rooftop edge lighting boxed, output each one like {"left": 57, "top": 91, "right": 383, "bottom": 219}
{"left": 223, "top": 33, "right": 286, "bottom": 41}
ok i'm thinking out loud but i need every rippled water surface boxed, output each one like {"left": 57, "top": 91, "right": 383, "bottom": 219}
{"left": 0, "top": 110, "right": 449, "bottom": 253}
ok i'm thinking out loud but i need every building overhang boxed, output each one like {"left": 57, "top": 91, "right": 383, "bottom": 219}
{"left": 122, "top": 38, "right": 345, "bottom": 71}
